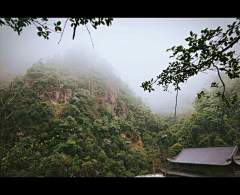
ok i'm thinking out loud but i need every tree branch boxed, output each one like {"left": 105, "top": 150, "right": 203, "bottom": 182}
{"left": 212, "top": 61, "right": 235, "bottom": 112}
{"left": 198, "top": 35, "right": 240, "bottom": 70}
{"left": 174, "top": 83, "right": 179, "bottom": 118}
{"left": 149, "top": 35, "right": 240, "bottom": 89}
{"left": 0, "top": 107, "right": 16, "bottom": 125}
{"left": 72, "top": 18, "right": 80, "bottom": 40}
{"left": 85, "top": 24, "right": 94, "bottom": 49}
{"left": 212, "top": 63, "right": 225, "bottom": 98}
{"left": 7, "top": 93, "right": 16, "bottom": 104}
{"left": 31, "top": 19, "right": 61, "bottom": 34}
{"left": 58, "top": 18, "right": 69, "bottom": 44}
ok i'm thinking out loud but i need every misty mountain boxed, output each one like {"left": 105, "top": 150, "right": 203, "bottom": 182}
{"left": 0, "top": 50, "right": 166, "bottom": 176}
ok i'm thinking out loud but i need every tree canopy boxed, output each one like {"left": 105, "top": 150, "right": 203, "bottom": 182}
{"left": 0, "top": 18, "right": 114, "bottom": 46}
{"left": 141, "top": 18, "right": 240, "bottom": 116}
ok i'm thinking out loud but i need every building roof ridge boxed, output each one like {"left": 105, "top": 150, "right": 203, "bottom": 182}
{"left": 183, "top": 144, "right": 237, "bottom": 149}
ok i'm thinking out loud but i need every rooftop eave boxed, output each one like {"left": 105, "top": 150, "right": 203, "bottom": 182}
{"left": 167, "top": 159, "right": 233, "bottom": 166}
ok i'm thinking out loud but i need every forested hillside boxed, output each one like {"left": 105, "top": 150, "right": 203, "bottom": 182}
{"left": 164, "top": 72, "right": 240, "bottom": 158}
{"left": 0, "top": 53, "right": 167, "bottom": 177}
{"left": 1, "top": 49, "right": 240, "bottom": 177}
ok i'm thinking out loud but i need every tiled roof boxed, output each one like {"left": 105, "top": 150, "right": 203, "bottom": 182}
{"left": 167, "top": 145, "right": 238, "bottom": 165}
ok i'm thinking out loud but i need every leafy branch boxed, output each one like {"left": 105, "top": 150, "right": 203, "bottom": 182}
{"left": 0, "top": 17, "right": 114, "bottom": 45}
{"left": 141, "top": 18, "right": 240, "bottom": 116}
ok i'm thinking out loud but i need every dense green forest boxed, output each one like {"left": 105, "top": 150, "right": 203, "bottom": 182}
{"left": 1, "top": 53, "right": 240, "bottom": 177}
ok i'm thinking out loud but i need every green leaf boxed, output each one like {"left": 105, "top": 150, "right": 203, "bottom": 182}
{"left": 197, "top": 93, "right": 201, "bottom": 99}
{"left": 236, "top": 29, "right": 240, "bottom": 36}
{"left": 17, "top": 21, "right": 25, "bottom": 27}
{"left": 211, "top": 82, "right": 216, "bottom": 87}
{"left": 19, "top": 18, "right": 29, "bottom": 23}
{"left": 5, "top": 18, "right": 11, "bottom": 22}
{"left": 0, "top": 19, "right": 5, "bottom": 26}
{"left": 57, "top": 21, "right": 61, "bottom": 26}
{"left": 37, "top": 26, "right": 42, "bottom": 31}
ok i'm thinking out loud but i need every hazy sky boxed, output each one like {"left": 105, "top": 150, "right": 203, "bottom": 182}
{"left": 1, "top": 18, "right": 239, "bottom": 114}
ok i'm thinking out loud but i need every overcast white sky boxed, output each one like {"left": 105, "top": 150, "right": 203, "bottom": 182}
{"left": 1, "top": 18, "right": 239, "bottom": 114}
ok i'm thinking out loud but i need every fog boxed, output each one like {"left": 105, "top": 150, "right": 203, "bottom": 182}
{"left": 1, "top": 18, "right": 239, "bottom": 114}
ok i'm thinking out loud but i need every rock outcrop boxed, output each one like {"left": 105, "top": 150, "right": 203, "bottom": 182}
{"left": 36, "top": 86, "right": 72, "bottom": 105}
{"left": 23, "top": 80, "right": 72, "bottom": 105}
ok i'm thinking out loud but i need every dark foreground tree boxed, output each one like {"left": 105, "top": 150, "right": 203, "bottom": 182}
{"left": 0, "top": 18, "right": 113, "bottom": 46}
{"left": 141, "top": 18, "right": 240, "bottom": 116}
{"left": 0, "top": 83, "right": 54, "bottom": 176}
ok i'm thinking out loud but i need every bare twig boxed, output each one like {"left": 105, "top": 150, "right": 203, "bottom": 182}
{"left": 174, "top": 83, "right": 179, "bottom": 118}
{"left": 85, "top": 24, "right": 94, "bottom": 49}
{"left": 235, "top": 54, "right": 240, "bottom": 60}
{"left": 212, "top": 63, "right": 225, "bottom": 98}
{"left": 58, "top": 18, "right": 69, "bottom": 44}
{"left": 7, "top": 93, "right": 16, "bottom": 104}
{"left": 212, "top": 61, "right": 235, "bottom": 112}
{"left": 31, "top": 20, "right": 38, "bottom": 28}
